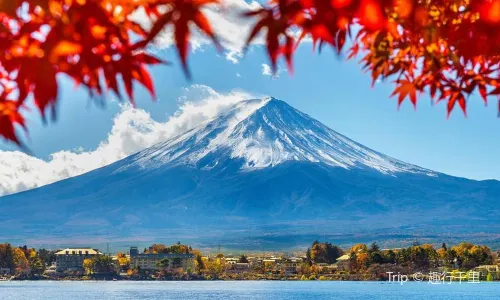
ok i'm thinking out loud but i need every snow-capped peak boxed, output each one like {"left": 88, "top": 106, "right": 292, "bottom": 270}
{"left": 123, "top": 97, "right": 436, "bottom": 176}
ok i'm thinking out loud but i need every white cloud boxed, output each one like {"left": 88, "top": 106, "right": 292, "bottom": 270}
{"left": 0, "top": 85, "right": 257, "bottom": 196}
{"left": 131, "top": 0, "right": 263, "bottom": 63}
{"left": 261, "top": 63, "right": 273, "bottom": 76}
{"left": 261, "top": 63, "right": 284, "bottom": 79}
{"left": 226, "top": 51, "right": 243, "bottom": 64}
{"left": 236, "top": 72, "right": 242, "bottom": 78}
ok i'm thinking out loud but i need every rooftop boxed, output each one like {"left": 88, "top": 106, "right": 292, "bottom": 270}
{"left": 55, "top": 248, "right": 101, "bottom": 255}
{"left": 336, "top": 254, "right": 351, "bottom": 261}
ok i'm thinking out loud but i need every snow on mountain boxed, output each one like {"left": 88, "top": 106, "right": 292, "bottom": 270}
{"left": 120, "top": 97, "right": 436, "bottom": 176}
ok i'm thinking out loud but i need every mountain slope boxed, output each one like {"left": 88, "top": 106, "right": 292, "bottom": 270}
{"left": 0, "top": 97, "right": 498, "bottom": 249}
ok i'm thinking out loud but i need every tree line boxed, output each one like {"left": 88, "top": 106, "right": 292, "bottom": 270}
{"left": 0, "top": 240, "right": 498, "bottom": 280}
{"left": 0, "top": 243, "right": 56, "bottom": 275}
{"left": 304, "top": 241, "right": 496, "bottom": 271}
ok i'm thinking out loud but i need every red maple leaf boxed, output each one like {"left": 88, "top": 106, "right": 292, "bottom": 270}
{"left": 139, "top": 0, "right": 222, "bottom": 78}
{"left": 391, "top": 79, "right": 418, "bottom": 108}
{"left": 0, "top": 93, "right": 27, "bottom": 146}
{"left": 243, "top": 0, "right": 302, "bottom": 73}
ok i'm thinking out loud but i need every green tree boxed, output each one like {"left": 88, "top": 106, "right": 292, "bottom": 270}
{"left": 408, "top": 245, "right": 434, "bottom": 270}
{"left": 37, "top": 249, "right": 56, "bottom": 266}
{"left": 369, "top": 242, "right": 380, "bottom": 252}
{"left": 0, "top": 243, "right": 15, "bottom": 270}
{"left": 446, "top": 249, "right": 458, "bottom": 268}
{"left": 172, "top": 258, "right": 182, "bottom": 268}
{"left": 156, "top": 257, "right": 170, "bottom": 277}
{"left": 29, "top": 256, "right": 45, "bottom": 275}
{"left": 195, "top": 254, "right": 205, "bottom": 272}
{"left": 89, "top": 255, "right": 116, "bottom": 275}
{"left": 156, "top": 258, "right": 170, "bottom": 270}
{"left": 369, "top": 242, "right": 384, "bottom": 264}
{"left": 305, "top": 248, "right": 312, "bottom": 266}
{"left": 383, "top": 250, "right": 397, "bottom": 264}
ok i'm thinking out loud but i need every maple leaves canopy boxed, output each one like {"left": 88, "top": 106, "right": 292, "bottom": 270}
{"left": 0, "top": 0, "right": 499, "bottom": 145}
{"left": 0, "top": 0, "right": 217, "bottom": 145}
{"left": 245, "top": 0, "right": 500, "bottom": 117}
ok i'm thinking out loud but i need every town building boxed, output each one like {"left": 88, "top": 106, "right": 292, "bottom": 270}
{"left": 129, "top": 247, "right": 195, "bottom": 272}
{"left": 226, "top": 262, "right": 251, "bottom": 274}
{"left": 334, "top": 254, "right": 351, "bottom": 271}
{"left": 55, "top": 248, "right": 101, "bottom": 273}
{"left": 279, "top": 257, "right": 303, "bottom": 276}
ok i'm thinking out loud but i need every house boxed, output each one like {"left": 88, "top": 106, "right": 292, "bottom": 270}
{"left": 129, "top": 247, "right": 195, "bottom": 272}
{"left": 334, "top": 254, "right": 351, "bottom": 271}
{"left": 44, "top": 264, "right": 57, "bottom": 275}
{"left": 55, "top": 248, "right": 101, "bottom": 273}
{"left": 381, "top": 248, "right": 402, "bottom": 252}
{"left": 226, "top": 263, "right": 251, "bottom": 274}
{"left": 279, "top": 257, "right": 303, "bottom": 276}
{"left": 224, "top": 258, "right": 239, "bottom": 265}
{"left": 262, "top": 259, "right": 278, "bottom": 273}
{"left": 475, "top": 265, "right": 500, "bottom": 272}
{"left": 474, "top": 265, "right": 500, "bottom": 279}
{"left": 320, "top": 264, "right": 339, "bottom": 274}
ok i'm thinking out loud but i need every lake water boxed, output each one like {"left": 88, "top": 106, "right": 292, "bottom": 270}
{"left": 0, "top": 281, "right": 498, "bottom": 299}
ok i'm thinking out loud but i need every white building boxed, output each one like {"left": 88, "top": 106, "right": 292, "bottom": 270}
{"left": 55, "top": 248, "right": 101, "bottom": 272}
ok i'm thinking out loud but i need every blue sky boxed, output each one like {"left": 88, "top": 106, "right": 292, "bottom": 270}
{"left": 0, "top": 2, "right": 499, "bottom": 190}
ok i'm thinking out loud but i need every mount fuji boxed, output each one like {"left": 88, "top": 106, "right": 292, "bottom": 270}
{"left": 1, "top": 97, "right": 499, "bottom": 249}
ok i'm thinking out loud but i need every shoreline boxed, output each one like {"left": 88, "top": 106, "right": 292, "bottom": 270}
{"left": 3, "top": 279, "right": 500, "bottom": 284}
{"left": 6, "top": 277, "right": 500, "bottom": 283}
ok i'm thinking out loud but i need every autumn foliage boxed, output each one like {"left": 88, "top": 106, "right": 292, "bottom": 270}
{"left": 246, "top": 0, "right": 500, "bottom": 117}
{"left": 0, "top": 0, "right": 499, "bottom": 145}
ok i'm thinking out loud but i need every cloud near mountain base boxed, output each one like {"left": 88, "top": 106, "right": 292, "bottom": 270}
{"left": 0, "top": 85, "right": 258, "bottom": 196}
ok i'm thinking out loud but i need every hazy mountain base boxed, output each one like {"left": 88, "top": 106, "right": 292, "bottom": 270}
{"left": 1, "top": 162, "right": 498, "bottom": 250}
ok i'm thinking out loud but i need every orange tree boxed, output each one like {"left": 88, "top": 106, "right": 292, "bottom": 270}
{"left": 0, "top": 0, "right": 499, "bottom": 145}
